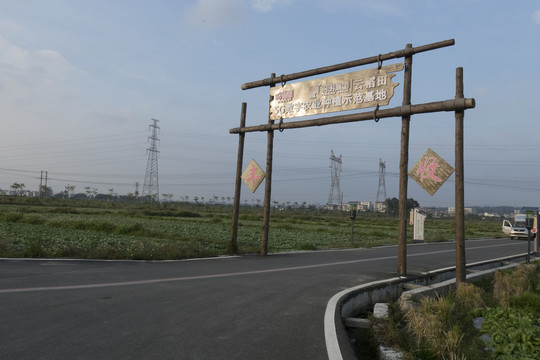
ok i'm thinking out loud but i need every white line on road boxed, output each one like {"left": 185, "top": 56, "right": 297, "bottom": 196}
{"left": 0, "top": 242, "right": 523, "bottom": 294}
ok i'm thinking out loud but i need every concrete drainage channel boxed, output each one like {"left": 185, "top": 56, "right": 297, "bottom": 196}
{"left": 324, "top": 253, "right": 534, "bottom": 360}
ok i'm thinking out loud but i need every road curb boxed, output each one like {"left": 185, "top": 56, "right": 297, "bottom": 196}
{"left": 325, "top": 277, "right": 404, "bottom": 360}
{"left": 324, "top": 253, "right": 534, "bottom": 360}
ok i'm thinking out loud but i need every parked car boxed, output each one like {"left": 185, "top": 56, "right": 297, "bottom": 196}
{"left": 502, "top": 214, "right": 529, "bottom": 239}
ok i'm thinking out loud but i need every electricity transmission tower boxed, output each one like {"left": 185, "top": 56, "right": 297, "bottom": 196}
{"left": 376, "top": 158, "right": 387, "bottom": 203}
{"left": 39, "top": 171, "right": 48, "bottom": 197}
{"left": 327, "top": 150, "right": 343, "bottom": 208}
{"left": 142, "top": 118, "right": 160, "bottom": 201}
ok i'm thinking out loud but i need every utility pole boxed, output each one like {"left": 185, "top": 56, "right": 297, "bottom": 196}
{"left": 455, "top": 68, "right": 466, "bottom": 283}
{"left": 397, "top": 43, "right": 413, "bottom": 276}
{"left": 230, "top": 103, "right": 247, "bottom": 254}
{"left": 142, "top": 118, "right": 160, "bottom": 202}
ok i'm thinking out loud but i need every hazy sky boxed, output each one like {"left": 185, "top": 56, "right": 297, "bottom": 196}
{"left": 0, "top": 0, "right": 539, "bottom": 208}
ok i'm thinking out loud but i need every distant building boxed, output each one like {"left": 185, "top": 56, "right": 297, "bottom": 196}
{"left": 341, "top": 201, "right": 373, "bottom": 212}
{"left": 0, "top": 189, "right": 39, "bottom": 197}
{"left": 448, "top": 207, "right": 473, "bottom": 216}
{"left": 325, "top": 203, "right": 341, "bottom": 211}
{"left": 358, "top": 201, "right": 372, "bottom": 212}
{"left": 483, "top": 212, "right": 498, "bottom": 217}
{"left": 341, "top": 203, "right": 353, "bottom": 211}
{"left": 375, "top": 201, "right": 387, "bottom": 213}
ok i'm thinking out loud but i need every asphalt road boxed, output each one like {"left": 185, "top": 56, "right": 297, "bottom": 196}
{"left": 0, "top": 238, "right": 529, "bottom": 359}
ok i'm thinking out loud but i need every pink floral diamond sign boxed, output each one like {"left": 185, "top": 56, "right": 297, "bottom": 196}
{"left": 409, "top": 148, "right": 454, "bottom": 196}
{"left": 241, "top": 159, "right": 266, "bottom": 193}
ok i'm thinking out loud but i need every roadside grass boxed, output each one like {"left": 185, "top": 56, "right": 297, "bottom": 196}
{"left": 371, "top": 261, "right": 540, "bottom": 360}
{"left": 0, "top": 202, "right": 504, "bottom": 260}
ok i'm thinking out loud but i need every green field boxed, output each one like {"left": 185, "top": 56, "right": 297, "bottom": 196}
{"left": 0, "top": 198, "right": 505, "bottom": 260}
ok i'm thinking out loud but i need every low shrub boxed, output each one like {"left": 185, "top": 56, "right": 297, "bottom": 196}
{"left": 493, "top": 263, "right": 537, "bottom": 307}
{"left": 114, "top": 222, "right": 145, "bottom": 235}
{"left": 297, "top": 242, "right": 318, "bottom": 251}
{"left": 22, "top": 214, "right": 46, "bottom": 225}
{"left": 373, "top": 262, "right": 539, "bottom": 360}
{"left": 3, "top": 212, "right": 23, "bottom": 222}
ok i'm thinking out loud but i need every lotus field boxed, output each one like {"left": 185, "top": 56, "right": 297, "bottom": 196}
{"left": 0, "top": 200, "right": 504, "bottom": 260}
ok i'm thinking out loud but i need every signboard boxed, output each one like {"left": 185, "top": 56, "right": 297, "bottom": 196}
{"left": 531, "top": 211, "right": 540, "bottom": 252}
{"left": 533, "top": 211, "right": 539, "bottom": 234}
{"left": 412, "top": 208, "right": 426, "bottom": 242}
{"left": 241, "top": 159, "right": 265, "bottom": 193}
{"left": 409, "top": 148, "right": 454, "bottom": 196}
{"left": 269, "top": 63, "right": 403, "bottom": 120}
{"left": 526, "top": 210, "right": 534, "bottom": 230}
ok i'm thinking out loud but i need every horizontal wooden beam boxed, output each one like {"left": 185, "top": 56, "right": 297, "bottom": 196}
{"left": 240, "top": 39, "right": 455, "bottom": 90}
{"left": 229, "top": 97, "right": 475, "bottom": 134}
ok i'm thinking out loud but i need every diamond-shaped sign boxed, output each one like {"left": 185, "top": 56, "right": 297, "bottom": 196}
{"left": 409, "top": 148, "right": 454, "bottom": 196}
{"left": 241, "top": 159, "right": 266, "bottom": 193}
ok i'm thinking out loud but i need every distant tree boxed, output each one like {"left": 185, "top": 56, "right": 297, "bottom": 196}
{"left": 162, "top": 193, "right": 174, "bottom": 202}
{"left": 65, "top": 184, "right": 76, "bottom": 199}
{"left": 84, "top": 186, "right": 98, "bottom": 198}
{"left": 95, "top": 193, "right": 108, "bottom": 201}
{"left": 407, "top": 198, "right": 420, "bottom": 211}
{"left": 71, "top": 193, "right": 88, "bottom": 200}
{"left": 385, "top": 197, "right": 420, "bottom": 216}
{"left": 10, "top": 183, "right": 25, "bottom": 196}
{"left": 39, "top": 185, "right": 53, "bottom": 197}
{"left": 385, "top": 197, "right": 399, "bottom": 216}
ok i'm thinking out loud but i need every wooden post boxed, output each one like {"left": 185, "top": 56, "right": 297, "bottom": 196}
{"left": 397, "top": 44, "right": 413, "bottom": 276}
{"left": 261, "top": 74, "right": 276, "bottom": 255}
{"left": 455, "top": 68, "right": 466, "bottom": 283}
{"left": 230, "top": 40, "right": 476, "bottom": 267}
{"left": 229, "top": 98, "right": 475, "bottom": 134}
{"left": 229, "top": 102, "right": 247, "bottom": 254}
{"left": 241, "top": 39, "right": 455, "bottom": 90}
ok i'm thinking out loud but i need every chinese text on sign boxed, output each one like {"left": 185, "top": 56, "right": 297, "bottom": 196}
{"left": 269, "top": 63, "right": 403, "bottom": 120}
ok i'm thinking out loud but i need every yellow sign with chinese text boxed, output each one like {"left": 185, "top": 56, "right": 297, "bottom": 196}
{"left": 269, "top": 63, "right": 403, "bottom": 120}
{"left": 409, "top": 148, "right": 454, "bottom": 196}
{"left": 241, "top": 159, "right": 266, "bottom": 193}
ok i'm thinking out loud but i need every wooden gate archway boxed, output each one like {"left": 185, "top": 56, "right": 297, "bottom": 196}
{"left": 229, "top": 39, "right": 475, "bottom": 282}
